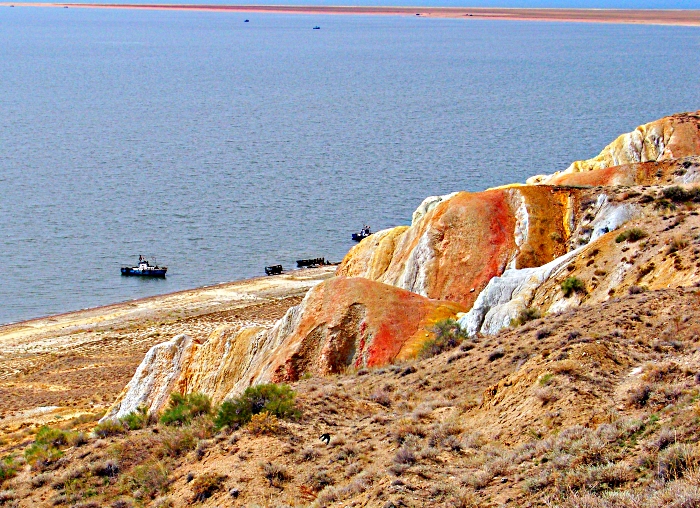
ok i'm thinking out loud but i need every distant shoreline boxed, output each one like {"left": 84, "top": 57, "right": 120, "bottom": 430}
{"left": 4, "top": 4, "right": 700, "bottom": 27}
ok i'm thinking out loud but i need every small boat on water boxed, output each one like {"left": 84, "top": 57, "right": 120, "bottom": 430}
{"left": 244, "top": 19, "right": 249, "bottom": 22}
{"left": 352, "top": 225, "right": 372, "bottom": 242}
{"left": 313, "top": 26, "right": 320, "bottom": 29}
{"left": 121, "top": 256, "right": 167, "bottom": 277}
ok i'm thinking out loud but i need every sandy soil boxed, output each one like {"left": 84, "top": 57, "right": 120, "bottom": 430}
{"left": 3, "top": 4, "right": 700, "bottom": 26}
{"left": 0, "top": 267, "right": 335, "bottom": 432}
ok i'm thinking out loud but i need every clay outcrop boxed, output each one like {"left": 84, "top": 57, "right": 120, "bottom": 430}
{"left": 529, "top": 111, "right": 700, "bottom": 184}
{"left": 105, "top": 277, "right": 462, "bottom": 418}
{"left": 338, "top": 186, "right": 578, "bottom": 308}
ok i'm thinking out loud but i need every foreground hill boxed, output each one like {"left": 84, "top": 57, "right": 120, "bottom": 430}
{"left": 2, "top": 284, "right": 700, "bottom": 507}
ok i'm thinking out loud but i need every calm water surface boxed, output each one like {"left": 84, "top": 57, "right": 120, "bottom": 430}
{"left": 1, "top": 8, "right": 699, "bottom": 324}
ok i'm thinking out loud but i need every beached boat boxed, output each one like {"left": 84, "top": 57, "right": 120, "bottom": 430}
{"left": 121, "top": 256, "right": 167, "bottom": 277}
{"left": 351, "top": 226, "right": 372, "bottom": 242}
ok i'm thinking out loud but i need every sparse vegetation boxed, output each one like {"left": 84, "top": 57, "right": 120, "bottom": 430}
{"left": 214, "top": 383, "right": 299, "bottom": 430}
{"left": 419, "top": 318, "right": 469, "bottom": 358}
{"left": 561, "top": 276, "right": 586, "bottom": 297}
{"left": 615, "top": 227, "right": 648, "bottom": 243}
{"left": 160, "top": 393, "right": 212, "bottom": 426}
{"left": 190, "top": 472, "right": 227, "bottom": 502}
{"left": 510, "top": 307, "right": 541, "bottom": 327}
{"left": 662, "top": 185, "right": 700, "bottom": 203}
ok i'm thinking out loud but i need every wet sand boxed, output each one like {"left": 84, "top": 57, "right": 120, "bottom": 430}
{"left": 4, "top": 4, "right": 700, "bottom": 27}
{"left": 0, "top": 267, "right": 335, "bottom": 434}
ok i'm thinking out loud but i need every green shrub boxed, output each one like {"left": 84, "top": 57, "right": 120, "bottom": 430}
{"left": 561, "top": 277, "right": 586, "bottom": 297}
{"left": 160, "top": 393, "right": 212, "bottom": 426}
{"left": 93, "top": 419, "right": 127, "bottom": 438}
{"left": 0, "top": 456, "right": 17, "bottom": 483}
{"left": 121, "top": 406, "right": 149, "bottom": 430}
{"left": 191, "top": 472, "right": 227, "bottom": 502}
{"left": 662, "top": 186, "right": 700, "bottom": 203}
{"left": 24, "top": 442, "right": 63, "bottom": 470}
{"left": 615, "top": 228, "right": 648, "bottom": 243}
{"left": 419, "top": 318, "right": 469, "bottom": 359}
{"left": 214, "top": 384, "right": 299, "bottom": 430}
{"left": 120, "top": 460, "right": 170, "bottom": 499}
{"left": 35, "top": 426, "right": 69, "bottom": 447}
{"left": 24, "top": 426, "right": 72, "bottom": 470}
{"left": 156, "top": 427, "right": 197, "bottom": 458}
{"left": 510, "top": 307, "right": 542, "bottom": 327}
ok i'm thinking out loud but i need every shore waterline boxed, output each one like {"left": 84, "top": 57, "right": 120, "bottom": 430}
{"left": 1, "top": 8, "right": 699, "bottom": 324}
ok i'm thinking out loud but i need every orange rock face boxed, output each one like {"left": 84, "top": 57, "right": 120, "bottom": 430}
{"left": 262, "top": 277, "right": 464, "bottom": 382}
{"left": 548, "top": 157, "right": 700, "bottom": 187}
{"left": 338, "top": 186, "right": 576, "bottom": 308}
{"left": 105, "top": 277, "right": 463, "bottom": 417}
{"left": 529, "top": 111, "right": 700, "bottom": 184}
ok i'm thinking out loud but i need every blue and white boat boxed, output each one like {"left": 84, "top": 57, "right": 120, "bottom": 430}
{"left": 121, "top": 256, "right": 167, "bottom": 277}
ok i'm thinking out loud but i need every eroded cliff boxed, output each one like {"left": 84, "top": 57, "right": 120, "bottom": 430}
{"left": 528, "top": 111, "right": 700, "bottom": 184}
{"left": 106, "top": 111, "right": 700, "bottom": 421}
{"left": 105, "top": 277, "right": 462, "bottom": 418}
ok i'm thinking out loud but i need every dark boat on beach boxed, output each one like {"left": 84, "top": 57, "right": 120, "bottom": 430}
{"left": 352, "top": 226, "right": 372, "bottom": 242}
{"left": 121, "top": 256, "right": 167, "bottom": 277}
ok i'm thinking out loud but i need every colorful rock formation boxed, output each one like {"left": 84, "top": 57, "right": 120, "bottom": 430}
{"left": 338, "top": 186, "right": 577, "bottom": 308}
{"left": 104, "top": 277, "right": 462, "bottom": 418}
{"left": 528, "top": 111, "right": 700, "bottom": 184}
{"left": 545, "top": 156, "right": 700, "bottom": 187}
{"left": 107, "top": 111, "right": 700, "bottom": 422}
{"left": 105, "top": 334, "right": 198, "bottom": 420}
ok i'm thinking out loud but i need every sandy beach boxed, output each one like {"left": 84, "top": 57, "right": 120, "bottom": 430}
{"left": 0, "top": 266, "right": 335, "bottom": 436}
{"left": 3, "top": 4, "right": 700, "bottom": 27}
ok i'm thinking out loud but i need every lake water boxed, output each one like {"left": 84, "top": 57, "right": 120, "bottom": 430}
{"left": 1, "top": 7, "right": 699, "bottom": 324}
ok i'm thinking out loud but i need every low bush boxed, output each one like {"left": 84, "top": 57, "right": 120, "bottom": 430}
{"left": 662, "top": 186, "right": 700, "bottom": 203}
{"left": 488, "top": 348, "right": 505, "bottom": 362}
{"left": 94, "top": 419, "right": 127, "bottom": 438}
{"left": 190, "top": 472, "right": 227, "bottom": 502}
{"left": 0, "top": 456, "right": 17, "bottom": 483}
{"left": 24, "top": 426, "right": 71, "bottom": 470}
{"left": 90, "top": 459, "right": 120, "bottom": 478}
{"left": 510, "top": 307, "right": 541, "bottom": 327}
{"left": 214, "top": 383, "right": 299, "bottom": 430}
{"left": 393, "top": 446, "right": 416, "bottom": 465}
{"left": 369, "top": 389, "right": 392, "bottom": 408}
{"left": 121, "top": 406, "right": 149, "bottom": 430}
{"left": 615, "top": 228, "right": 648, "bottom": 243}
{"left": 419, "top": 318, "right": 469, "bottom": 359}
{"left": 668, "top": 236, "right": 688, "bottom": 254}
{"left": 262, "top": 462, "right": 291, "bottom": 488}
{"left": 24, "top": 442, "right": 63, "bottom": 470}
{"left": 120, "top": 460, "right": 170, "bottom": 500}
{"left": 157, "top": 427, "right": 197, "bottom": 458}
{"left": 160, "top": 393, "right": 212, "bottom": 426}
{"left": 247, "top": 411, "right": 279, "bottom": 436}
{"left": 657, "top": 443, "right": 699, "bottom": 480}
{"left": 561, "top": 277, "right": 586, "bottom": 297}
{"left": 35, "top": 426, "right": 69, "bottom": 447}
